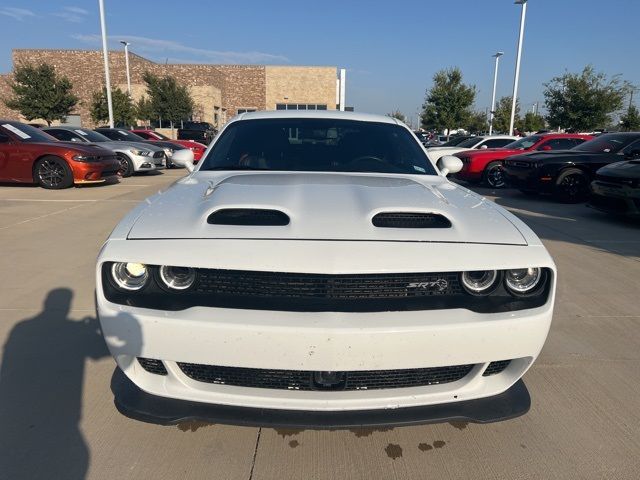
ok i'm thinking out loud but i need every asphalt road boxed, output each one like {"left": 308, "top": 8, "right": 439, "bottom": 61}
{"left": 0, "top": 170, "right": 638, "bottom": 480}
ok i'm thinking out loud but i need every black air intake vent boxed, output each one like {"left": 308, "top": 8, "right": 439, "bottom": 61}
{"left": 208, "top": 208, "right": 290, "bottom": 226}
{"left": 372, "top": 212, "right": 451, "bottom": 228}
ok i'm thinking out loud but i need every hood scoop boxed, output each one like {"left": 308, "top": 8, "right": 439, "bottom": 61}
{"left": 372, "top": 212, "right": 451, "bottom": 229}
{"left": 207, "top": 208, "right": 290, "bottom": 226}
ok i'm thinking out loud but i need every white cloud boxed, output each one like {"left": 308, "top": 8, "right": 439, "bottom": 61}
{"left": 0, "top": 7, "right": 36, "bottom": 21}
{"left": 71, "top": 34, "right": 289, "bottom": 64}
{"left": 53, "top": 6, "right": 89, "bottom": 23}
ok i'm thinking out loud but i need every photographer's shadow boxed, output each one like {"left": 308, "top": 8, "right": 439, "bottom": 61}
{"left": 0, "top": 289, "right": 109, "bottom": 480}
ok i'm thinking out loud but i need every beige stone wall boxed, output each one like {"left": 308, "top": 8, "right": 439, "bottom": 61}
{"left": 265, "top": 66, "right": 337, "bottom": 110}
{"left": 216, "top": 65, "right": 265, "bottom": 118}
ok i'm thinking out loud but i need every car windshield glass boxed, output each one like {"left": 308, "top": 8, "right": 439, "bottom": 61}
{"left": 456, "top": 137, "right": 481, "bottom": 148}
{"left": 151, "top": 131, "right": 170, "bottom": 140}
{"left": 199, "top": 118, "right": 438, "bottom": 175}
{"left": 504, "top": 135, "right": 542, "bottom": 150}
{"left": 441, "top": 136, "right": 470, "bottom": 146}
{"left": 74, "top": 129, "right": 112, "bottom": 142}
{"left": 1, "top": 122, "right": 57, "bottom": 143}
{"left": 114, "top": 130, "right": 146, "bottom": 141}
{"left": 573, "top": 134, "right": 633, "bottom": 153}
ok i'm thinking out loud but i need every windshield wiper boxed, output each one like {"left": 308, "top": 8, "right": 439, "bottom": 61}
{"left": 206, "top": 165, "right": 272, "bottom": 171}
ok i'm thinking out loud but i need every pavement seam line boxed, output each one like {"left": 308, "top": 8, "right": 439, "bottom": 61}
{"left": 248, "top": 427, "right": 262, "bottom": 480}
{"left": 0, "top": 203, "right": 86, "bottom": 230}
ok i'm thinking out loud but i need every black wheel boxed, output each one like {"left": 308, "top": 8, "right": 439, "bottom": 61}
{"left": 117, "top": 154, "right": 134, "bottom": 177}
{"left": 483, "top": 161, "right": 507, "bottom": 188}
{"left": 34, "top": 156, "right": 73, "bottom": 189}
{"left": 554, "top": 168, "right": 589, "bottom": 203}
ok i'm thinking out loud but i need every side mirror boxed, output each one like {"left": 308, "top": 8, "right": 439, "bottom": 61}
{"left": 480, "top": 144, "right": 488, "bottom": 149}
{"left": 170, "top": 149, "right": 195, "bottom": 172}
{"left": 437, "top": 155, "right": 463, "bottom": 176}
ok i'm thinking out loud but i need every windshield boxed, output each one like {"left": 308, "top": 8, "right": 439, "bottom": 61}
{"left": 102, "top": 129, "right": 147, "bottom": 142}
{"left": 456, "top": 137, "right": 482, "bottom": 148}
{"left": 199, "top": 118, "right": 438, "bottom": 175}
{"left": 1, "top": 122, "right": 58, "bottom": 143}
{"left": 74, "top": 129, "right": 112, "bottom": 142}
{"left": 441, "top": 136, "right": 471, "bottom": 146}
{"left": 504, "top": 135, "right": 542, "bottom": 150}
{"left": 573, "top": 134, "right": 635, "bottom": 153}
{"left": 150, "top": 131, "right": 170, "bottom": 140}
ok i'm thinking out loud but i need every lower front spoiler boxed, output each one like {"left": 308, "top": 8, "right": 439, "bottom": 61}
{"left": 110, "top": 368, "right": 531, "bottom": 429}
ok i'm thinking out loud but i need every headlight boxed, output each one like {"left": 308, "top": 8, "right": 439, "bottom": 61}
{"left": 505, "top": 268, "right": 542, "bottom": 294}
{"left": 159, "top": 265, "right": 196, "bottom": 291}
{"left": 111, "top": 262, "right": 149, "bottom": 291}
{"left": 460, "top": 270, "right": 499, "bottom": 295}
{"left": 130, "top": 149, "right": 150, "bottom": 156}
{"left": 164, "top": 148, "right": 174, "bottom": 157}
{"left": 72, "top": 154, "right": 97, "bottom": 162}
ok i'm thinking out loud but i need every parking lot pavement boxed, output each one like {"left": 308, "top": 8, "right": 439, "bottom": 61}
{"left": 0, "top": 173, "right": 639, "bottom": 480}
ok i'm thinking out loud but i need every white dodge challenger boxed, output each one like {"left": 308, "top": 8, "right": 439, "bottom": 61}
{"left": 97, "top": 110, "right": 555, "bottom": 427}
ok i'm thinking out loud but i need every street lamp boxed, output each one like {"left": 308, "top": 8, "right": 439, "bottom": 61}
{"left": 120, "top": 41, "right": 131, "bottom": 97}
{"left": 509, "top": 0, "right": 528, "bottom": 136}
{"left": 98, "top": 0, "right": 114, "bottom": 128}
{"left": 489, "top": 51, "right": 504, "bottom": 135}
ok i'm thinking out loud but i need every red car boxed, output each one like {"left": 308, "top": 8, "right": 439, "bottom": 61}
{"left": 131, "top": 129, "right": 207, "bottom": 162}
{"left": 455, "top": 133, "right": 594, "bottom": 188}
{"left": 0, "top": 120, "right": 120, "bottom": 189}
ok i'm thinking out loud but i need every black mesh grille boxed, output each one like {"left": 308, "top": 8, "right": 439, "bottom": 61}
{"left": 137, "top": 358, "right": 168, "bottom": 375}
{"left": 483, "top": 360, "right": 511, "bottom": 376}
{"left": 372, "top": 212, "right": 451, "bottom": 228}
{"left": 152, "top": 151, "right": 164, "bottom": 158}
{"left": 208, "top": 209, "right": 290, "bottom": 226}
{"left": 177, "top": 363, "right": 474, "bottom": 391}
{"left": 195, "top": 270, "right": 462, "bottom": 299}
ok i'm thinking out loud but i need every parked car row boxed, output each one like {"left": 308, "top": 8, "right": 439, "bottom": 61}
{"left": 0, "top": 120, "right": 208, "bottom": 188}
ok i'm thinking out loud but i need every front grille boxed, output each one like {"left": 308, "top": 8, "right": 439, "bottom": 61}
{"left": 152, "top": 151, "right": 164, "bottom": 158}
{"left": 483, "top": 360, "right": 511, "bottom": 376}
{"left": 595, "top": 174, "right": 636, "bottom": 187}
{"left": 178, "top": 363, "right": 474, "bottom": 391}
{"left": 208, "top": 209, "right": 290, "bottom": 226}
{"left": 589, "top": 194, "right": 628, "bottom": 213}
{"left": 195, "top": 270, "right": 462, "bottom": 299}
{"left": 137, "top": 357, "right": 168, "bottom": 375}
{"left": 372, "top": 212, "right": 451, "bottom": 228}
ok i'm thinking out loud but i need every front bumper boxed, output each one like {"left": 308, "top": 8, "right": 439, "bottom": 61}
{"left": 111, "top": 367, "right": 530, "bottom": 427}
{"left": 131, "top": 154, "right": 166, "bottom": 172}
{"left": 589, "top": 181, "right": 640, "bottom": 217}
{"left": 503, "top": 166, "right": 554, "bottom": 192}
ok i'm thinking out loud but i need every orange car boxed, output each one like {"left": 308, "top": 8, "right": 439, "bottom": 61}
{"left": 0, "top": 121, "right": 120, "bottom": 189}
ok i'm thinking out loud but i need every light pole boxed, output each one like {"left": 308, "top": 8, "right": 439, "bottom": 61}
{"left": 120, "top": 41, "right": 131, "bottom": 97}
{"left": 98, "top": 0, "right": 114, "bottom": 128}
{"left": 509, "top": 0, "right": 528, "bottom": 136}
{"left": 489, "top": 51, "right": 504, "bottom": 135}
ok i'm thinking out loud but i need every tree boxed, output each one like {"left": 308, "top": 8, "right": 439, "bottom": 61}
{"left": 4, "top": 62, "right": 78, "bottom": 126}
{"left": 90, "top": 87, "right": 136, "bottom": 127}
{"left": 135, "top": 95, "right": 154, "bottom": 125}
{"left": 522, "top": 112, "right": 546, "bottom": 133}
{"left": 387, "top": 109, "right": 408, "bottom": 124}
{"left": 421, "top": 68, "right": 475, "bottom": 136}
{"left": 492, "top": 96, "right": 520, "bottom": 134}
{"left": 466, "top": 111, "right": 487, "bottom": 134}
{"left": 142, "top": 71, "right": 194, "bottom": 126}
{"left": 620, "top": 104, "right": 640, "bottom": 131}
{"left": 544, "top": 66, "right": 628, "bottom": 131}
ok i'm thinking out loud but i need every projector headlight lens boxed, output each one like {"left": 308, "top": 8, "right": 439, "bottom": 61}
{"left": 111, "top": 262, "right": 149, "bottom": 291}
{"left": 159, "top": 265, "right": 196, "bottom": 291}
{"left": 505, "top": 267, "right": 542, "bottom": 294}
{"left": 461, "top": 270, "right": 498, "bottom": 295}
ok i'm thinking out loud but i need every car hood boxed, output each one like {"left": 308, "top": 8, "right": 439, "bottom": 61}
{"left": 458, "top": 148, "right": 522, "bottom": 159}
{"left": 104, "top": 140, "right": 164, "bottom": 152}
{"left": 127, "top": 172, "right": 527, "bottom": 245}
{"left": 597, "top": 160, "right": 640, "bottom": 179}
{"left": 508, "top": 150, "right": 603, "bottom": 161}
{"left": 41, "top": 141, "right": 114, "bottom": 155}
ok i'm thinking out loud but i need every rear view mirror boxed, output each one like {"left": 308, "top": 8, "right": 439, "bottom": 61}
{"left": 541, "top": 145, "right": 552, "bottom": 151}
{"left": 437, "top": 155, "right": 463, "bottom": 176}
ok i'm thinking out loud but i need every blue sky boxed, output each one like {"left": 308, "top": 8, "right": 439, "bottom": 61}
{"left": 1, "top": 0, "right": 638, "bottom": 126}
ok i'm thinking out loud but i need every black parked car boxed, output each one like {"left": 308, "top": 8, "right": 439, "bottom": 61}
{"left": 589, "top": 160, "right": 640, "bottom": 218}
{"left": 503, "top": 132, "right": 640, "bottom": 202}
{"left": 177, "top": 121, "right": 216, "bottom": 145}
{"left": 95, "top": 128, "right": 187, "bottom": 168}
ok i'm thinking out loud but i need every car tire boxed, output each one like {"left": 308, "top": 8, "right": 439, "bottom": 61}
{"left": 483, "top": 161, "right": 507, "bottom": 188}
{"left": 34, "top": 156, "right": 74, "bottom": 189}
{"left": 117, "top": 154, "right": 134, "bottom": 178}
{"left": 554, "top": 168, "right": 589, "bottom": 203}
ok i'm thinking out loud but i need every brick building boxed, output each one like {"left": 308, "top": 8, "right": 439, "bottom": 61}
{"left": 0, "top": 49, "right": 344, "bottom": 128}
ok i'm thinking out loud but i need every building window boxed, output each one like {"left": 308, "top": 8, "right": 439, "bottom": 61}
{"left": 237, "top": 108, "right": 257, "bottom": 114}
{"left": 275, "top": 104, "right": 327, "bottom": 111}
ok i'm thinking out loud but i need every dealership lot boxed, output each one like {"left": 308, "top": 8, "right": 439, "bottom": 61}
{"left": 0, "top": 171, "right": 639, "bottom": 480}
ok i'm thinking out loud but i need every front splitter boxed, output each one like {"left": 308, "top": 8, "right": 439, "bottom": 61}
{"left": 110, "top": 368, "right": 530, "bottom": 428}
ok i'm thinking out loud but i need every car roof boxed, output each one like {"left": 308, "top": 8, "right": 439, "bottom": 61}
{"left": 234, "top": 110, "right": 399, "bottom": 125}
{"left": 43, "top": 126, "right": 87, "bottom": 131}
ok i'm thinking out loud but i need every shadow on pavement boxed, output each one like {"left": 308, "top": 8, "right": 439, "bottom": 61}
{"left": 0, "top": 289, "right": 108, "bottom": 480}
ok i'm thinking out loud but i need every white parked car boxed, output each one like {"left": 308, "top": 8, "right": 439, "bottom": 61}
{"left": 426, "top": 135, "right": 518, "bottom": 163}
{"left": 44, "top": 127, "right": 166, "bottom": 177}
{"left": 97, "top": 111, "right": 555, "bottom": 427}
